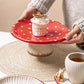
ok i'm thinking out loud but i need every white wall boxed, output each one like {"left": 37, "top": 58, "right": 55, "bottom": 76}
{"left": 0, "top": 0, "right": 63, "bottom": 32}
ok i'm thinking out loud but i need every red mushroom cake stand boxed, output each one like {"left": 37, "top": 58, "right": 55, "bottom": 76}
{"left": 11, "top": 20, "right": 70, "bottom": 57}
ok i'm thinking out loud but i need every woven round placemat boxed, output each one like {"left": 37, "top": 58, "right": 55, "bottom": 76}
{"left": 0, "top": 41, "right": 82, "bottom": 81}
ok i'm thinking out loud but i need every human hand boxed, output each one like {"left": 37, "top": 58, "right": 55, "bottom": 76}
{"left": 61, "top": 25, "right": 83, "bottom": 44}
{"left": 18, "top": 6, "right": 38, "bottom": 22}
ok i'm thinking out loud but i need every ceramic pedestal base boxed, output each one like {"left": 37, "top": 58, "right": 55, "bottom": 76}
{"left": 27, "top": 43, "right": 53, "bottom": 57}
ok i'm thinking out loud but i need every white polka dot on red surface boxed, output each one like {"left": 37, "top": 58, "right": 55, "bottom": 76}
{"left": 21, "top": 30, "right": 23, "bottom": 32}
{"left": 37, "top": 38, "right": 39, "bottom": 39}
{"left": 29, "top": 31, "right": 32, "bottom": 33}
{"left": 54, "top": 26, "right": 57, "bottom": 28}
{"left": 63, "top": 37, "right": 65, "bottom": 39}
{"left": 56, "top": 37, "right": 59, "bottom": 39}
{"left": 23, "top": 33, "right": 25, "bottom": 35}
{"left": 47, "top": 38, "right": 49, "bottom": 39}
{"left": 58, "top": 33, "right": 61, "bottom": 35}
{"left": 21, "top": 26, "right": 23, "bottom": 27}
{"left": 19, "top": 37, "right": 21, "bottom": 39}
{"left": 47, "top": 27, "right": 49, "bottom": 29}
{"left": 50, "top": 34, "right": 53, "bottom": 36}
{"left": 52, "top": 20, "right": 54, "bottom": 22}
{"left": 29, "top": 23, "right": 31, "bottom": 25}
{"left": 62, "top": 28, "right": 65, "bottom": 30}
{"left": 55, "top": 31, "right": 57, "bottom": 33}
{"left": 13, "top": 25, "right": 15, "bottom": 27}
{"left": 54, "top": 40, "right": 57, "bottom": 41}
{"left": 28, "top": 27, "right": 31, "bottom": 29}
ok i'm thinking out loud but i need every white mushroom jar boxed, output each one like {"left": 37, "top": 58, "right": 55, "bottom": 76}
{"left": 31, "top": 14, "right": 49, "bottom": 36}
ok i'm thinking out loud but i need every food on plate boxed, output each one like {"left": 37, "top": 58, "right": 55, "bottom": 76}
{"left": 31, "top": 14, "right": 49, "bottom": 36}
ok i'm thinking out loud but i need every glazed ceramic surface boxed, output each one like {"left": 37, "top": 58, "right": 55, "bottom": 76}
{"left": 11, "top": 20, "right": 70, "bottom": 44}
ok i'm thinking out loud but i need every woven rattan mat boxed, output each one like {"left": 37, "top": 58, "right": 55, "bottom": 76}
{"left": 0, "top": 41, "right": 82, "bottom": 81}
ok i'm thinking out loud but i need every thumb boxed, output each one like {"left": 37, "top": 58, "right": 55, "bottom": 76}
{"left": 66, "top": 25, "right": 81, "bottom": 40}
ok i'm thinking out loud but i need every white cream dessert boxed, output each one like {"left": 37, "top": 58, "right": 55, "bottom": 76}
{"left": 31, "top": 14, "right": 49, "bottom": 36}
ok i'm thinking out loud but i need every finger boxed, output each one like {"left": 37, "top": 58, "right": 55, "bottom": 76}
{"left": 76, "top": 31, "right": 83, "bottom": 43}
{"left": 66, "top": 25, "right": 81, "bottom": 40}
{"left": 73, "top": 34, "right": 77, "bottom": 38}
{"left": 60, "top": 39, "right": 77, "bottom": 44}
{"left": 61, "top": 32, "right": 83, "bottom": 44}
{"left": 62, "top": 32, "right": 83, "bottom": 44}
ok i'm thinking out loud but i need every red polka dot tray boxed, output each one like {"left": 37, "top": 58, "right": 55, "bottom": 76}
{"left": 11, "top": 20, "right": 70, "bottom": 44}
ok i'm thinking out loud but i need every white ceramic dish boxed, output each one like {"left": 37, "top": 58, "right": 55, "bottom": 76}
{"left": 0, "top": 75, "right": 44, "bottom": 84}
